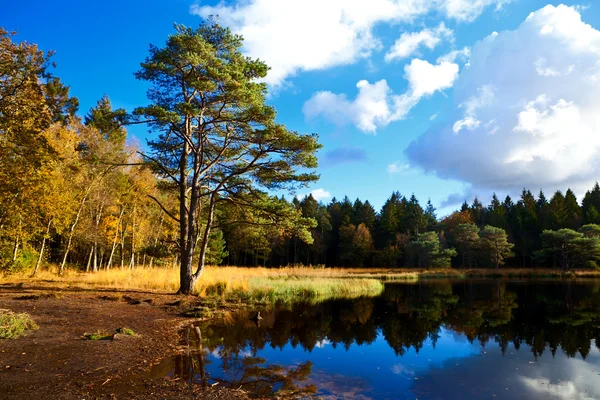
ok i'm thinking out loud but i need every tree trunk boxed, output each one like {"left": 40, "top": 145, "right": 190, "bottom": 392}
{"left": 12, "top": 235, "right": 19, "bottom": 262}
{"left": 179, "top": 269, "right": 197, "bottom": 295}
{"left": 86, "top": 246, "right": 94, "bottom": 273}
{"left": 59, "top": 191, "right": 89, "bottom": 275}
{"left": 33, "top": 219, "right": 52, "bottom": 276}
{"left": 193, "top": 195, "right": 217, "bottom": 285}
{"left": 106, "top": 209, "right": 124, "bottom": 270}
{"left": 129, "top": 207, "right": 136, "bottom": 269}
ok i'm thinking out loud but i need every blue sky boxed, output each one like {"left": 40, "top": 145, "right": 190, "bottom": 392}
{"left": 4, "top": 1, "right": 600, "bottom": 214}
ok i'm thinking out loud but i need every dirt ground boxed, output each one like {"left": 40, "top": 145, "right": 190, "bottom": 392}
{"left": 0, "top": 283, "right": 249, "bottom": 400}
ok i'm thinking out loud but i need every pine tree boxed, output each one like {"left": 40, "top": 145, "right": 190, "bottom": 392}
{"left": 134, "top": 22, "right": 320, "bottom": 293}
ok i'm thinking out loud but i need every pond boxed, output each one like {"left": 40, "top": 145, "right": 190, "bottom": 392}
{"left": 152, "top": 280, "right": 600, "bottom": 399}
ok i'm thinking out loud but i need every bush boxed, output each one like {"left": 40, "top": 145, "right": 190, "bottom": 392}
{"left": 0, "top": 248, "right": 38, "bottom": 275}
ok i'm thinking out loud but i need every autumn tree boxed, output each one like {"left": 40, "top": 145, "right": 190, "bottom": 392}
{"left": 0, "top": 29, "right": 77, "bottom": 269}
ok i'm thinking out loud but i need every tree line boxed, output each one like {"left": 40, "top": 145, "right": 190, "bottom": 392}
{"left": 2, "top": 23, "right": 600, "bottom": 282}
{"left": 270, "top": 186, "right": 600, "bottom": 270}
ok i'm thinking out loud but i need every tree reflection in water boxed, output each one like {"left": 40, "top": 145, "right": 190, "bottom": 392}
{"left": 154, "top": 280, "right": 600, "bottom": 397}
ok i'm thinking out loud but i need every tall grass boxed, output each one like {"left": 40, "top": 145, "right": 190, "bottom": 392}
{"left": 244, "top": 277, "right": 384, "bottom": 304}
{"left": 1, "top": 266, "right": 387, "bottom": 301}
{"left": 0, "top": 310, "right": 38, "bottom": 339}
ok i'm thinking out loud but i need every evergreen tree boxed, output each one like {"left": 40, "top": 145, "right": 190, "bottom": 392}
{"left": 455, "top": 223, "right": 479, "bottom": 268}
{"left": 564, "top": 189, "right": 582, "bottom": 230}
{"left": 470, "top": 197, "right": 486, "bottom": 227}
{"left": 548, "top": 191, "right": 567, "bottom": 230}
{"left": 424, "top": 199, "right": 438, "bottom": 231}
{"left": 134, "top": 22, "right": 320, "bottom": 293}
{"left": 479, "top": 226, "right": 514, "bottom": 270}
{"left": 487, "top": 193, "right": 506, "bottom": 229}
{"left": 84, "top": 95, "right": 128, "bottom": 145}
{"left": 407, "top": 232, "right": 456, "bottom": 269}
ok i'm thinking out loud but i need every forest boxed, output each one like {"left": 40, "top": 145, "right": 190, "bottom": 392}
{"left": 2, "top": 22, "right": 600, "bottom": 286}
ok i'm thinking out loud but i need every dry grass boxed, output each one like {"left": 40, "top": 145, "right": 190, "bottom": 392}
{"left": 2, "top": 265, "right": 597, "bottom": 302}
{"left": 0, "top": 265, "right": 391, "bottom": 301}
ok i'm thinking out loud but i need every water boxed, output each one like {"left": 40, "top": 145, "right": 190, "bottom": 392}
{"left": 152, "top": 280, "right": 600, "bottom": 399}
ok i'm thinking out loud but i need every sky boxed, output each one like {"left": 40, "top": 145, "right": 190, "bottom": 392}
{"left": 4, "top": 1, "right": 600, "bottom": 214}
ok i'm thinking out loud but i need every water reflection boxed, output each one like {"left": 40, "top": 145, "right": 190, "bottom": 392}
{"left": 153, "top": 280, "right": 600, "bottom": 399}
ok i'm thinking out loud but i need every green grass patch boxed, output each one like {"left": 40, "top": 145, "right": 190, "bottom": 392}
{"left": 116, "top": 327, "right": 135, "bottom": 336}
{"left": 83, "top": 331, "right": 114, "bottom": 340}
{"left": 243, "top": 277, "right": 384, "bottom": 305}
{"left": 83, "top": 327, "right": 136, "bottom": 340}
{"left": 0, "top": 310, "right": 38, "bottom": 339}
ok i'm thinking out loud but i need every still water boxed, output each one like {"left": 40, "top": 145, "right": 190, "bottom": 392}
{"left": 153, "top": 280, "right": 600, "bottom": 399}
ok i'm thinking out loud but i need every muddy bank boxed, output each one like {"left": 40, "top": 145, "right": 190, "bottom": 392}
{"left": 0, "top": 284, "right": 248, "bottom": 399}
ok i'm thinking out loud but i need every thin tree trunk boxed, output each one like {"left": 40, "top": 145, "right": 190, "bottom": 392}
{"left": 106, "top": 209, "right": 124, "bottom": 270}
{"left": 129, "top": 210, "right": 136, "bottom": 270}
{"left": 33, "top": 219, "right": 52, "bottom": 276}
{"left": 193, "top": 196, "right": 217, "bottom": 282}
{"left": 12, "top": 235, "right": 19, "bottom": 262}
{"left": 86, "top": 246, "right": 94, "bottom": 273}
{"left": 93, "top": 203, "right": 104, "bottom": 273}
{"left": 60, "top": 191, "right": 90, "bottom": 275}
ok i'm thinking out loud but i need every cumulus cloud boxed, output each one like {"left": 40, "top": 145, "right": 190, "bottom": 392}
{"left": 385, "top": 23, "right": 453, "bottom": 62}
{"left": 406, "top": 5, "right": 600, "bottom": 196}
{"left": 322, "top": 146, "right": 368, "bottom": 167}
{"left": 303, "top": 80, "right": 392, "bottom": 133}
{"left": 303, "top": 60, "right": 459, "bottom": 133}
{"left": 191, "top": 0, "right": 508, "bottom": 86}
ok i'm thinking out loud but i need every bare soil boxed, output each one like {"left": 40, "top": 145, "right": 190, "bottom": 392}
{"left": 0, "top": 283, "right": 249, "bottom": 399}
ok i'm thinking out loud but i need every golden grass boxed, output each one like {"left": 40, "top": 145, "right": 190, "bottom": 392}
{"left": 2, "top": 265, "right": 598, "bottom": 302}
{"left": 0, "top": 265, "right": 390, "bottom": 301}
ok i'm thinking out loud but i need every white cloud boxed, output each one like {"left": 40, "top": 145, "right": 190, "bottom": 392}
{"left": 437, "top": 47, "right": 471, "bottom": 64}
{"left": 406, "top": 5, "right": 600, "bottom": 197}
{"left": 404, "top": 59, "right": 459, "bottom": 98}
{"left": 191, "top": 0, "right": 509, "bottom": 86}
{"left": 522, "top": 378, "right": 596, "bottom": 400}
{"left": 315, "top": 339, "right": 331, "bottom": 348}
{"left": 305, "top": 188, "right": 332, "bottom": 202}
{"left": 534, "top": 57, "right": 560, "bottom": 76}
{"left": 444, "top": 0, "right": 513, "bottom": 22}
{"left": 385, "top": 23, "right": 453, "bottom": 62}
{"left": 519, "top": 353, "right": 600, "bottom": 400}
{"left": 387, "top": 162, "right": 411, "bottom": 174}
{"left": 302, "top": 79, "right": 392, "bottom": 133}
{"left": 304, "top": 59, "right": 459, "bottom": 133}
{"left": 453, "top": 116, "right": 480, "bottom": 133}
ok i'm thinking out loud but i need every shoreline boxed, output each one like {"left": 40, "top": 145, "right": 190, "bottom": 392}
{"left": 2, "top": 268, "right": 600, "bottom": 398}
